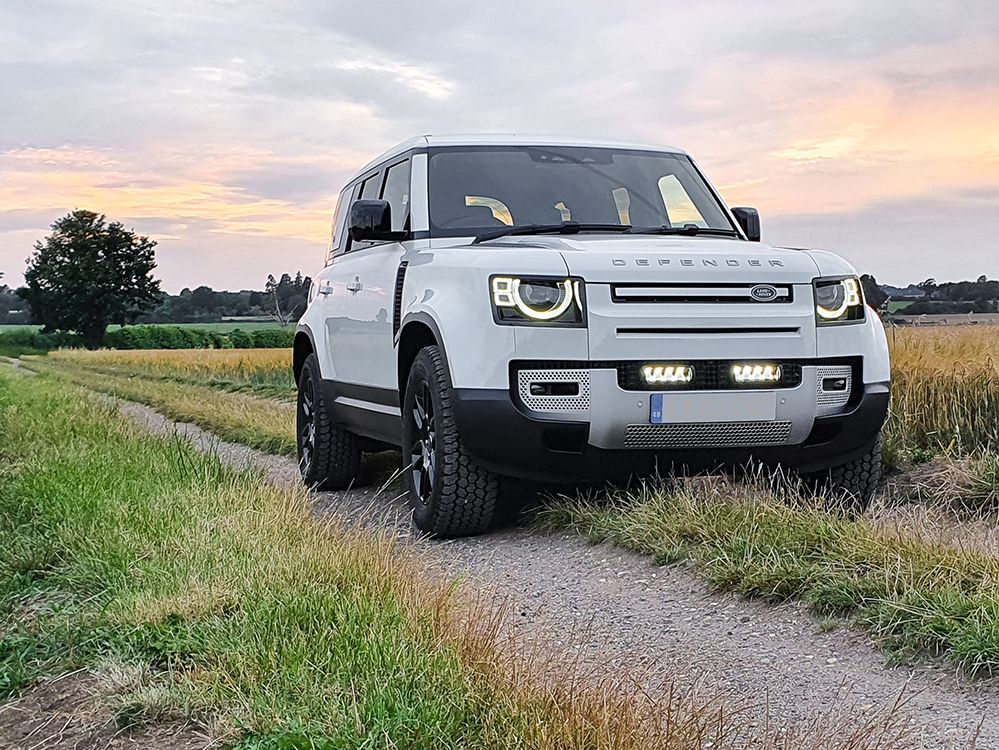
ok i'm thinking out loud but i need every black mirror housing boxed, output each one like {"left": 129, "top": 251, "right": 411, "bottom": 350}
{"left": 731, "top": 207, "right": 761, "bottom": 242}
{"left": 349, "top": 200, "right": 394, "bottom": 242}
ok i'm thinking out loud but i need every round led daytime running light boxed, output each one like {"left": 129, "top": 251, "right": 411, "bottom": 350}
{"left": 816, "top": 278, "right": 861, "bottom": 320}
{"left": 512, "top": 278, "right": 575, "bottom": 320}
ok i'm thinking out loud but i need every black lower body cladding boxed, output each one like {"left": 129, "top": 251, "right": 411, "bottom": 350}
{"left": 450, "top": 382, "right": 890, "bottom": 483}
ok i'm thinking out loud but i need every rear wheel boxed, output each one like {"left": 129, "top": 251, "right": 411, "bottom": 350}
{"left": 402, "top": 345, "right": 500, "bottom": 537}
{"left": 297, "top": 353, "right": 360, "bottom": 491}
{"left": 811, "top": 432, "right": 883, "bottom": 515}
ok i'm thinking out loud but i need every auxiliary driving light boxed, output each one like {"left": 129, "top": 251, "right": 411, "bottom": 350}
{"left": 642, "top": 364, "right": 694, "bottom": 385}
{"left": 732, "top": 364, "right": 782, "bottom": 384}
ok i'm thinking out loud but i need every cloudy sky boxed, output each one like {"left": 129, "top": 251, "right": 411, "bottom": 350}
{"left": 2, "top": 0, "right": 997, "bottom": 292}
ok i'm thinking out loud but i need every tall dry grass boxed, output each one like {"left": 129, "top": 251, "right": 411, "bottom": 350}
{"left": 886, "top": 326, "right": 999, "bottom": 460}
{"left": 45, "top": 347, "right": 295, "bottom": 399}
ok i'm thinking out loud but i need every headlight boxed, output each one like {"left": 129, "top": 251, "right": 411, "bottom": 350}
{"left": 491, "top": 276, "right": 585, "bottom": 325}
{"left": 814, "top": 277, "right": 864, "bottom": 324}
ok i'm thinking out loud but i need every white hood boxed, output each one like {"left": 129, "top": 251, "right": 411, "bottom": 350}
{"left": 486, "top": 235, "right": 822, "bottom": 284}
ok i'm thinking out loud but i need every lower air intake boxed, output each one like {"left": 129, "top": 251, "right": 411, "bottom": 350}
{"left": 517, "top": 369, "right": 590, "bottom": 413}
{"left": 624, "top": 421, "right": 792, "bottom": 449}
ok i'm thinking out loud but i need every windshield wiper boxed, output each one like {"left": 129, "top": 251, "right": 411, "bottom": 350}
{"left": 630, "top": 224, "right": 738, "bottom": 237}
{"left": 471, "top": 222, "right": 632, "bottom": 245}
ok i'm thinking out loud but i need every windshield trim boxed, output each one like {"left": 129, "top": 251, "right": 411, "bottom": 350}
{"left": 424, "top": 145, "right": 743, "bottom": 241}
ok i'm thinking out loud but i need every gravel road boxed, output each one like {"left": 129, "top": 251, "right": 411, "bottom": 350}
{"left": 107, "top": 399, "right": 999, "bottom": 748}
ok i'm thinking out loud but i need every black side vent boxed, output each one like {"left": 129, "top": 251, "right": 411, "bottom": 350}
{"left": 392, "top": 261, "right": 409, "bottom": 336}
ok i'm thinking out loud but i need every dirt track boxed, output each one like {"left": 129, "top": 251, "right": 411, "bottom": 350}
{"left": 105, "top": 398, "right": 999, "bottom": 749}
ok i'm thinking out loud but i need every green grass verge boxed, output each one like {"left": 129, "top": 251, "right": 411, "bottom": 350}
{"left": 23, "top": 359, "right": 296, "bottom": 456}
{"left": 4, "top": 370, "right": 860, "bottom": 749}
{"left": 0, "top": 373, "right": 579, "bottom": 745}
{"left": 533, "top": 477, "right": 999, "bottom": 677}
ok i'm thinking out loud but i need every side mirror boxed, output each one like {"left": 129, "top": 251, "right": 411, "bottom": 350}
{"left": 349, "top": 199, "right": 393, "bottom": 242}
{"left": 731, "top": 207, "right": 761, "bottom": 242}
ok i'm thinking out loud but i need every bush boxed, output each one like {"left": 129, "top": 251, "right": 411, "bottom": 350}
{"left": 0, "top": 330, "right": 81, "bottom": 356}
{"left": 104, "top": 325, "right": 292, "bottom": 350}
{"left": 250, "top": 328, "right": 295, "bottom": 348}
{"left": 228, "top": 329, "right": 255, "bottom": 349}
{"left": 2, "top": 325, "right": 293, "bottom": 353}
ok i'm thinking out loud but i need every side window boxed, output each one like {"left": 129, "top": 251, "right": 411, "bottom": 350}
{"left": 344, "top": 173, "right": 382, "bottom": 253}
{"left": 330, "top": 182, "right": 361, "bottom": 260}
{"left": 658, "top": 175, "right": 707, "bottom": 227}
{"left": 380, "top": 160, "right": 411, "bottom": 232}
{"left": 326, "top": 185, "right": 353, "bottom": 264}
{"left": 358, "top": 173, "right": 380, "bottom": 200}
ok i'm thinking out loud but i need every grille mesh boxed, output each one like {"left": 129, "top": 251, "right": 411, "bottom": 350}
{"left": 624, "top": 421, "right": 792, "bottom": 449}
{"left": 517, "top": 369, "right": 590, "bottom": 413}
{"left": 816, "top": 366, "right": 852, "bottom": 414}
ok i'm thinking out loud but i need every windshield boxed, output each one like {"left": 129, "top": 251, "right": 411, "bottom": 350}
{"left": 427, "top": 146, "right": 736, "bottom": 238}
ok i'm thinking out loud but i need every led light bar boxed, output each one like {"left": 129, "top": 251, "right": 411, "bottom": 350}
{"left": 642, "top": 364, "right": 694, "bottom": 385}
{"left": 732, "top": 364, "right": 782, "bottom": 384}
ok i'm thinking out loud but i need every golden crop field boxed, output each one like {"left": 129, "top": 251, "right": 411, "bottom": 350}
{"left": 886, "top": 326, "right": 999, "bottom": 462}
{"left": 46, "top": 347, "right": 295, "bottom": 399}
{"left": 31, "top": 324, "right": 999, "bottom": 471}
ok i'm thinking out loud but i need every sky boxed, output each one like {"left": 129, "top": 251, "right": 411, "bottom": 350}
{"left": 2, "top": 0, "right": 997, "bottom": 293}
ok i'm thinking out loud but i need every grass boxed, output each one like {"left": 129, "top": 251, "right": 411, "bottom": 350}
{"left": 44, "top": 348, "right": 295, "bottom": 400}
{"left": 0, "top": 371, "right": 915, "bottom": 748}
{"left": 23, "top": 357, "right": 296, "bottom": 456}
{"left": 17, "top": 325, "right": 999, "bottom": 682}
{"left": 885, "top": 326, "right": 999, "bottom": 462}
{"left": 0, "top": 321, "right": 286, "bottom": 333}
{"left": 534, "top": 472, "right": 999, "bottom": 677}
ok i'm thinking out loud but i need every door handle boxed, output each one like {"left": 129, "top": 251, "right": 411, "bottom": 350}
{"left": 346, "top": 277, "right": 363, "bottom": 293}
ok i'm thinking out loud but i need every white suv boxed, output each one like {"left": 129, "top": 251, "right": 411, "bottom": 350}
{"left": 295, "top": 135, "right": 891, "bottom": 537}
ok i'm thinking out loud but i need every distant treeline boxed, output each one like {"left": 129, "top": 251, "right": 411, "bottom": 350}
{"left": 878, "top": 276, "right": 999, "bottom": 315}
{"left": 0, "top": 326, "right": 294, "bottom": 356}
{"left": 0, "top": 272, "right": 312, "bottom": 326}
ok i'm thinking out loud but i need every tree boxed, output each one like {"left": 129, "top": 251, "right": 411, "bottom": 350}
{"left": 859, "top": 274, "right": 889, "bottom": 310}
{"left": 265, "top": 274, "right": 296, "bottom": 327}
{"left": 18, "top": 210, "right": 162, "bottom": 347}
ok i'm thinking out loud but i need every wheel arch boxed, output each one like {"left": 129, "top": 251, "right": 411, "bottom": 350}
{"left": 397, "top": 313, "right": 449, "bottom": 406}
{"left": 293, "top": 326, "right": 318, "bottom": 384}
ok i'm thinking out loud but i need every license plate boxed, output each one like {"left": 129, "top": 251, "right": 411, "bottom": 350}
{"left": 650, "top": 392, "right": 777, "bottom": 424}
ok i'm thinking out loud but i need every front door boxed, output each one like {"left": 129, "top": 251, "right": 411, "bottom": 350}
{"left": 326, "top": 157, "right": 412, "bottom": 398}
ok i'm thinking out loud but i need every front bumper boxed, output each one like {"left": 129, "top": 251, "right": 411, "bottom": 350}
{"left": 451, "top": 377, "right": 890, "bottom": 483}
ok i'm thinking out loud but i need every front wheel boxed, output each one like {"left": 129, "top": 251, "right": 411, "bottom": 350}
{"left": 297, "top": 353, "right": 360, "bottom": 491}
{"left": 402, "top": 345, "right": 500, "bottom": 537}
{"left": 809, "top": 432, "right": 883, "bottom": 515}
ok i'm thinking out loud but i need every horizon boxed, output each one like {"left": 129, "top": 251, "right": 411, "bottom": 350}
{"left": 2, "top": 1, "right": 997, "bottom": 293}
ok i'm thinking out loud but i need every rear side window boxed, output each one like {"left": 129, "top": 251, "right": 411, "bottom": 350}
{"left": 380, "top": 160, "right": 411, "bottom": 232}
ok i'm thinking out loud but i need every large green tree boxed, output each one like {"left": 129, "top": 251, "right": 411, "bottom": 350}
{"left": 19, "top": 210, "right": 162, "bottom": 347}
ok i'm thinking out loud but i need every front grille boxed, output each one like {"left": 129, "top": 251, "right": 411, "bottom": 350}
{"left": 612, "top": 283, "right": 793, "bottom": 304}
{"left": 511, "top": 358, "right": 861, "bottom": 394}
{"left": 624, "top": 421, "right": 792, "bottom": 449}
{"left": 517, "top": 369, "right": 590, "bottom": 413}
{"left": 616, "top": 361, "right": 803, "bottom": 391}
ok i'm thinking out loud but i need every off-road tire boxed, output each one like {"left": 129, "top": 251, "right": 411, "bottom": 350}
{"left": 297, "top": 353, "right": 360, "bottom": 491}
{"left": 402, "top": 345, "right": 500, "bottom": 537}
{"left": 819, "top": 432, "right": 883, "bottom": 515}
